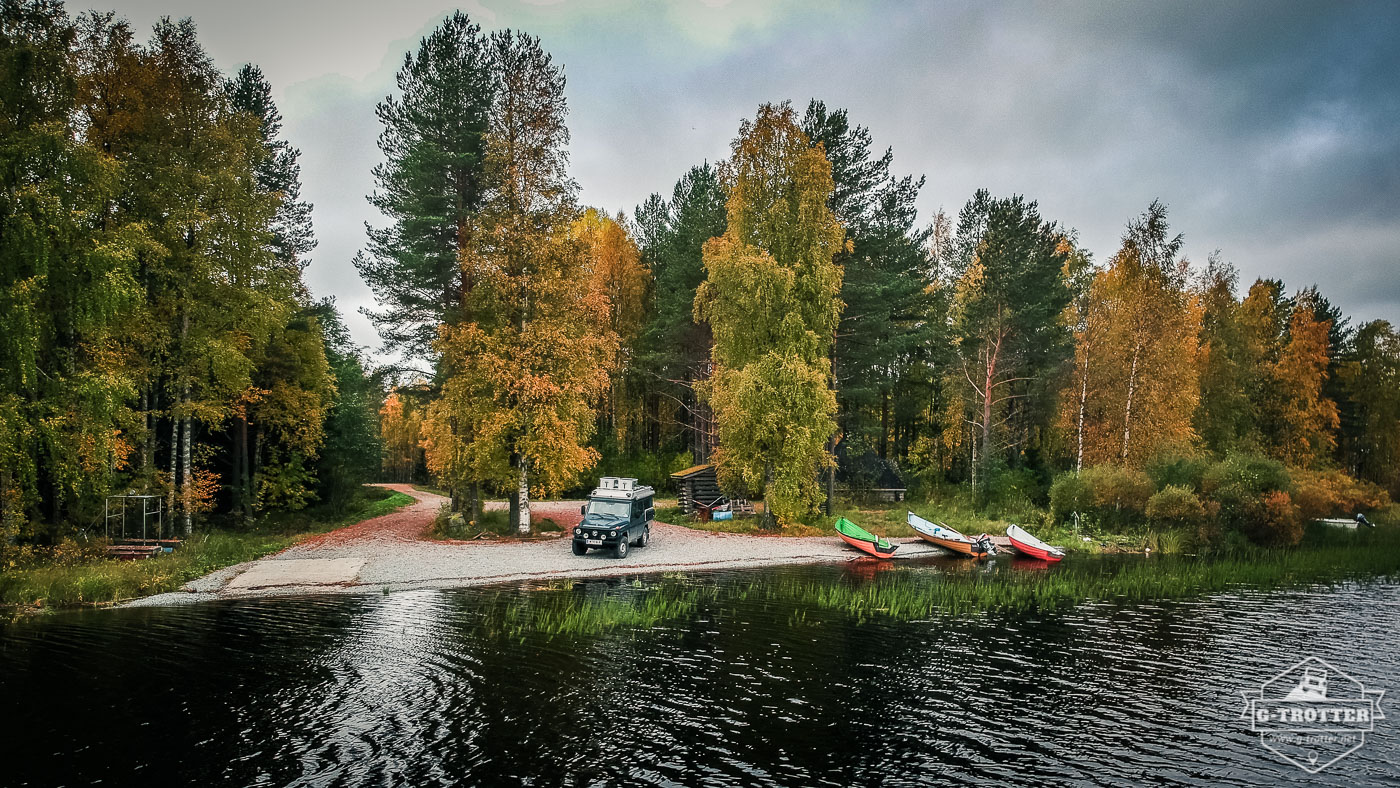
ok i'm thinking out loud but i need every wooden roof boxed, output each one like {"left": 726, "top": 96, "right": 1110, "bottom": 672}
{"left": 669, "top": 464, "right": 714, "bottom": 479}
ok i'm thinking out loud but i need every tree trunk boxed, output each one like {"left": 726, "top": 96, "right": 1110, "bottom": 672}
{"left": 824, "top": 432, "right": 837, "bottom": 516}
{"left": 517, "top": 457, "right": 532, "bottom": 535}
{"left": 181, "top": 386, "right": 192, "bottom": 536}
{"left": 1121, "top": 343, "right": 1141, "bottom": 463}
{"left": 141, "top": 389, "right": 152, "bottom": 474}
{"left": 240, "top": 415, "right": 251, "bottom": 520}
{"left": 762, "top": 460, "right": 776, "bottom": 530}
{"left": 168, "top": 407, "right": 179, "bottom": 526}
{"left": 1076, "top": 352, "right": 1090, "bottom": 474}
{"left": 469, "top": 482, "right": 482, "bottom": 525}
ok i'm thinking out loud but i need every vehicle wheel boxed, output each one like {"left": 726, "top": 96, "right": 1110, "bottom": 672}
{"left": 572, "top": 541, "right": 587, "bottom": 556}
{"left": 614, "top": 538, "right": 629, "bottom": 559}
{"left": 638, "top": 528, "right": 650, "bottom": 548}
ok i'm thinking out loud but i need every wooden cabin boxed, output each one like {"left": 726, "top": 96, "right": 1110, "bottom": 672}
{"left": 670, "top": 464, "right": 723, "bottom": 515}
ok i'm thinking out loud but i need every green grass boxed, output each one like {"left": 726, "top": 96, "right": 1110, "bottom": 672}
{"left": 480, "top": 527, "right": 1400, "bottom": 638}
{"left": 662, "top": 497, "right": 1193, "bottom": 554}
{"left": 0, "top": 486, "right": 415, "bottom": 611}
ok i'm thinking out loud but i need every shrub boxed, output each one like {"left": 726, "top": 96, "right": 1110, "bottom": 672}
{"left": 1050, "top": 465, "right": 1152, "bottom": 531}
{"left": 1201, "top": 452, "right": 1294, "bottom": 546}
{"left": 1289, "top": 468, "right": 1391, "bottom": 522}
{"left": 1257, "top": 490, "right": 1303, "bottom": 546}
{"left": 1085, "top": 465, "right": 1153, "bottom": 530}
{"left": 1049, "top": 472, "right": 1091, "bottom": 525}
{"left": 1146, "top": 485, "right": 1206, "bottom": 530}
{"left": 1146, "top": 454, "right": 1211, "bottom": 492}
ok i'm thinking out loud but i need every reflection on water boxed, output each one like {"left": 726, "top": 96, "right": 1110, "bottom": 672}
{"left": 1, "top": 560, "right": 1396, "bottom": 786}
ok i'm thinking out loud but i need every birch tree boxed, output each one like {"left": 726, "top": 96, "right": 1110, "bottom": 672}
{"left": 694, "top": 103, "right": 845, "bottom": 527}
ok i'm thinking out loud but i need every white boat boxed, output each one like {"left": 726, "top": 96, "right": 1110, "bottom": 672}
{"left": 906, "top": 512, "right": 996, "bottom": 557}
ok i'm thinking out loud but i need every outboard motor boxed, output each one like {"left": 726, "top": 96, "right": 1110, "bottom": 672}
{"left": 974, "top": 533, "right": 997, "bottom": 557}
{"left": 1356, "top": 513, "right": 1375, "bottom": 528}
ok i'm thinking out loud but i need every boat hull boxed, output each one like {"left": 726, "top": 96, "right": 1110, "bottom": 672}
{"left": 906, "top": 512, "right": 995, "bottom": 558}
{"left": 1008, "top": 536, "right": 1063, "bottom": 562}
{"left": 838, "top": 531, "right": 898, "bottom": 558}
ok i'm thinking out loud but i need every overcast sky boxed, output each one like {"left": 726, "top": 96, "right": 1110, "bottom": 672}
{"left": 105, "top": 0, "right": 1400, "bottom": 358}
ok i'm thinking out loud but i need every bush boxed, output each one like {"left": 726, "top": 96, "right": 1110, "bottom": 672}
{"left": 1049, "top": 472, "right": 1091, "bottom": 525}
{"left": 1289, "top": 468, "right": 1391, "bottom": 522}
{"left": 1146, "top": 454, "right": 1211, "bottom": 492}
{"left": 1258, "top": 490, "right": 1303, "bottom": 546}
{"left": 1201, "top": 452, "right": 1294, "bottom": 545}
{"left": 1048, "top": 466, "right": 1151, "bottom": 532}
{"left": 1146, "top": 485, "right": 1206, "bottom": 530}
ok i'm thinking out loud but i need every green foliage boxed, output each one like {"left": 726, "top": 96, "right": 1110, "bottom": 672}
{"left": 1200, "top": 452, "right": 1295, "bottom": 545}
{"left": 311, "top": 301, "right": 383, "bottom": 510}
{"left": 1145, "top": 453, "right": 1211, "bottom": 492}
{"left": 633, "top": 164, "right": 727, "bottom": 462}
{"left": 1049, "top": 466, "right": 1152, "bottom": 531}
{"left": 355, "top": 10, "right": 494, "bottom": 359}
{"left": 1, "top": 486, "right": 411, "bottom": 608}
{"left": 800, "top": 100, "right": 940, "bottom": 457}
{"left": 696, "top": 103, "right": 845, "bottom": 527}
{"left": 1146, "top": 485, "right": 1206, "bottom": 530}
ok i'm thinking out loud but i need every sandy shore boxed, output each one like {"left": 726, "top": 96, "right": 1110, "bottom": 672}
{"left": 125, "top": 484, "right": 956, "bottom": 607}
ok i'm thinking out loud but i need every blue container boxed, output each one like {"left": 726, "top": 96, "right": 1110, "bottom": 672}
{"left": 713, "top": 510, "right": 734, "bottom": 521}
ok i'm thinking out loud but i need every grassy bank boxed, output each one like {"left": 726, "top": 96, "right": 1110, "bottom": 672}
{"left": 482, "top": 528, "right": 1400, "bottom": 639}
{"left": 0, "top": 486, "right": 414, "bottom": 611}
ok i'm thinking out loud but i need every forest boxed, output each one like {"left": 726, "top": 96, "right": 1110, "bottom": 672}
{"left": 4, "top": 3, "right": 1399, "bottom": 568}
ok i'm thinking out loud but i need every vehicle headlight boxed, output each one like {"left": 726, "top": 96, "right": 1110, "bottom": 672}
{"left": 574, "top": 528, "right": 581, "bottom": 536}
{"left": 610, "top": 530, "right": 617, "bottom": 537}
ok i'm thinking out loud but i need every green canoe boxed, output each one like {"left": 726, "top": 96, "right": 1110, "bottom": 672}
{"left": 835, "top": 517, "right": 898, "bottom": 558}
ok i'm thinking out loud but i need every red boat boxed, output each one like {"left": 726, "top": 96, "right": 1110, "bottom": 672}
{"left": 1006, "top": 524, "right": 1065, "bottom": 562}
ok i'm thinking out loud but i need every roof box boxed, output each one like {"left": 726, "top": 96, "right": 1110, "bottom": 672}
{"left": 590, "top": 476, "right": 655, "bottom": 500}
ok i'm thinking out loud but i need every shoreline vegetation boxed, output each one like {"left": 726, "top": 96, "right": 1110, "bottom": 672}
{"left": 482, "top": 527, "right": 1400, "bottom": 640}
{"left": 0, "top": 487, "right": 413, "bottom": 613}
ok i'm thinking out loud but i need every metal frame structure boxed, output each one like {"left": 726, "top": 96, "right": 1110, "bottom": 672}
{"left": 104, "top": 494, "right": 164, "bottom": 541}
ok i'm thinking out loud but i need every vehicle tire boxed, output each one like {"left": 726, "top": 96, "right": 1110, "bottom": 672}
{"left": 572, "top": 541, "right": 587, "bottom": 556}
{"left": 638, "top": 528, "right": 649, "bottom": 548}
{"left": 614, "top": 538, "right": 629, "bottom": 559}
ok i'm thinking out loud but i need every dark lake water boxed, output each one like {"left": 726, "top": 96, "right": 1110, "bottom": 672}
{"left": 2, "top": 560, "right": 1396, "bottom": 786}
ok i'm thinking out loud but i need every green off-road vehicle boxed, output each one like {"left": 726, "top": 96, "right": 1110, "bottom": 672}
{"left": 572, "top": 477, "right": 655, "bottom": 559}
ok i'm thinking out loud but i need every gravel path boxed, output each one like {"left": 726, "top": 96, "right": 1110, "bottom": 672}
{"left": 125, "top": 484, "right": 956, "bottom": 607}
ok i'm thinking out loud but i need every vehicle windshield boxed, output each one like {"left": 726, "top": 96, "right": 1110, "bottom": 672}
{"left": 587, "top": 499, "right": 630, "bottom": 518}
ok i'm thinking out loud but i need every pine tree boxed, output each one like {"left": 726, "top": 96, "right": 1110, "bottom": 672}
{"left": 634, "top": 164, "right": 727, "bottom": 462}
{"left": 427, "top": 31, "right": 614, "bottom": 534}
{"left": 800, "top": 99, "right": 938, "bottom": 497}
{"left": 947, "top": 192, "right": 1072, "bottom": 497}
{"left": 355, "top": 11, "right": 494, "bottom": 362}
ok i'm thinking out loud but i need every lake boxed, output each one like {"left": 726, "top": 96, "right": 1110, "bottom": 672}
{"left": 2, "top": 558, "right": 1395, "bottom": 786}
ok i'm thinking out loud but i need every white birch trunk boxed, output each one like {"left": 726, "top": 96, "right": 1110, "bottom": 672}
{"left": 168, "top": 409, "right": 178, "bottom": 523}
{"left": 1121, "top": 344, "right": 1141, "bottom": 463}
{"left": 1076, "top": 355, "right": 1089, "bottom": 474}
{"left": 181, "top": 386, "right": 192, "bottom": 536}
{"left": 516, "top": 457, "right": 531, "bottom": 535}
